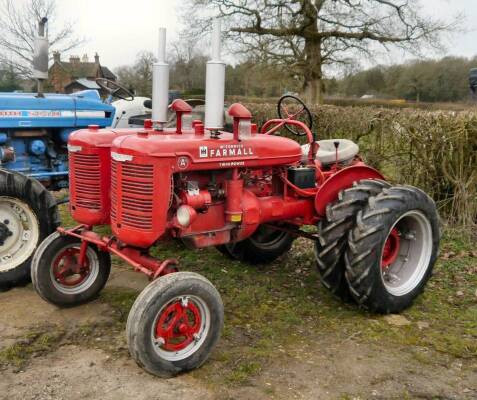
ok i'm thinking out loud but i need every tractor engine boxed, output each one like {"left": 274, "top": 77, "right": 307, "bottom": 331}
{"left": 108, "top": 112, "right": 315, "bottom": 249}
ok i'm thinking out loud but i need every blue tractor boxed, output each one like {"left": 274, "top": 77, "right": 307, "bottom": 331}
{"left": 0, "top": 18, "right": 137, "bottom": 288}
{"left": 0, "top": 88, "right": 119, "bottom": 288}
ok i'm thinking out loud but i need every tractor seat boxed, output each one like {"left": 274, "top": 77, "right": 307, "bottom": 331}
{"left": 301, "top": 139, "right": 359, "bottom": 165}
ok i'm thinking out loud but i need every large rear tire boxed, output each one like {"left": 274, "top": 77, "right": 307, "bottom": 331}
{"left": 0, "top": 170, "right": 59, "bottom": 289}
{"left": 216, "top": 224, "right": 295, "bottom": 264}
{"left": 345, "top": 186, "right": 440, "bottom": 313}
{"left": 315, "top": 179, "right": 391, "bottom": 301}
{"left": 127, "top": 272, "right": 224, "bottom": 377}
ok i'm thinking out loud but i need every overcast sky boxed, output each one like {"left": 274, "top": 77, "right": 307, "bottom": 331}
{"left": 46, "top": 0, "right": 477, "bottom": 70}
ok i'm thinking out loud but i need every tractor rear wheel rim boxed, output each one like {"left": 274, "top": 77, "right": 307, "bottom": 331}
{"left": 50, "top": 245, "right": 99, "bottom": 294}
{"left": 0, "top": 197, "right": 40, "bottom": 272}
{"left": 151, "top": 295, "right": 210, "bottom": 362}
{"left": 380, "top": 210, "right": 433, "bottom": 296}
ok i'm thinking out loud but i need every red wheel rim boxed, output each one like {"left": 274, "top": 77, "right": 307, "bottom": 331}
{"left": 52, "top": 247, "right": 91, "bottom": 287}
{"left": 381, "top": 227, "right": 401, "bottom": 268}
{"left": 155, "top": 298, "right": 202, "bottom": 352}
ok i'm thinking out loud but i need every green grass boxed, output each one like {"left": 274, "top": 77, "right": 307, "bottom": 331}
{"left": 56, "top": 204, "right": 477, "bottom": 387}
{"left": 0, "top": 329, "right": 65, "bottom": 369}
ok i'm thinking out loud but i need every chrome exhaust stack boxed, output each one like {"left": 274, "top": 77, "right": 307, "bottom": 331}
{"left": 204, "top": 20, "right": 226, "bottom": 131}
{"left": 32, "top": 17, "right": 49, "bottom": 97}
{"left": 152, "top": 28, "right": 170, "bottom": 129}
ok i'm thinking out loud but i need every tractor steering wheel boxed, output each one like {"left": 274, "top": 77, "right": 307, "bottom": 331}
{"left": 95, "top": 78, "right": 135, "bottom": 101}
{"left": 277, "top": 95, "right": 313, "bottom": 136}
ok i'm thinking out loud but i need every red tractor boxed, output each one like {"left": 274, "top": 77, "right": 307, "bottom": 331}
{"left": 30, "top": 95, "right": 439, "bottom": 376}
{"left": 30, "top": 23, "right": 439, "bottom": 377}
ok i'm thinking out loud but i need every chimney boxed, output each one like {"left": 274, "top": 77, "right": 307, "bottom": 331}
{"left": 94, "top": 53, "right": 100, "bottom": 64}
{"left": 69, "top": 55, "right": 80, "bottom": 64}
{"left": 82, "top": 54, "right": 89, "bottom": 62}
{"left": 53, "top": 51, "right": 60, "bottom": 63}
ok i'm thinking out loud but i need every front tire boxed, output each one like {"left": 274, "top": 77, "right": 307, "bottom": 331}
{"left": 127, "top": 272, "right": 224, "bottom": 377}
{"left": 0, "top": 170, "right": 59, "bottom": 289}
{"left": 31, "top": 232, "right": 111, "bottom": 307}
{"left": 345, "top": 186, "right": 440, "bottom": 313}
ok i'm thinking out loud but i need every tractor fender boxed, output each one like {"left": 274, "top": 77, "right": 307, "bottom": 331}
{"left": 314, "top": 165, "right": 385, "bottom": 216}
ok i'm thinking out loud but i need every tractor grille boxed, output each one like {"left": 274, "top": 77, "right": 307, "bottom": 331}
{"left": 71, "top": 152, "right": 101, "bottom": 210}
{"left": 111, "top": 160, "right": 154, "bottom": 230}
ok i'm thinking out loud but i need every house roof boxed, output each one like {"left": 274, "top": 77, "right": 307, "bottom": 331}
{"left": 64, "top": 78, "right": 101, "bottom": 90}
{"left": 101, "top": 66, "right": 116, "bottom": 80}
{"left": 58, "top": 61, "right": 99, "bottom": 78}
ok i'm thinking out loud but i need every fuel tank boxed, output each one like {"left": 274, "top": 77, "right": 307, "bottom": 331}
{"left": 110, "top": 129, "right": 302, "bottom": 172}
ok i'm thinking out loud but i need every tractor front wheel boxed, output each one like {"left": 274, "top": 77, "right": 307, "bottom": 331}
{"left": 127, "top": 272, "right": 223, "bottom": 377}
{"left": 31, "top": 232, "right": 111, "bottom": 307}
{"left": 0, "top": 170, "right": 59, "bottom": 289}
{"left": 345, "top": 186, "right": 440, "bottom": 313}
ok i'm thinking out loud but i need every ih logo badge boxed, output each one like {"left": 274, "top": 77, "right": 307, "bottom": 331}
{"left": 199, "top": 146, "right": 208, "bottom": 158}
{"left": 177, "top": 156, "right": 189, "bottom": 170}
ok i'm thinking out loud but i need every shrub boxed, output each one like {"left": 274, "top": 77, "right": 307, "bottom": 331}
{"left": 245, "top": 103, "right": 477, "bottom": 229}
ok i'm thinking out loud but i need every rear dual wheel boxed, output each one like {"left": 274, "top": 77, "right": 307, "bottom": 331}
{"left": 345, "top": 186, "right": 440, "bottom": 313}
{"left": 314, "top": 179, "right": 391, "bottom": 301}
{"left": 315, "top": 181, "right": 439, "bottom": 313}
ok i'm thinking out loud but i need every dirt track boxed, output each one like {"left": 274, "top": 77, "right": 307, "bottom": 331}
{"left": 1, "top": 264, "right": 476, "bottom": 400}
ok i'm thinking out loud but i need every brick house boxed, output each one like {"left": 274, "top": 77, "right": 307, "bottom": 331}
{"left": 47, "top": 52, "right": 116, "bottom": 96}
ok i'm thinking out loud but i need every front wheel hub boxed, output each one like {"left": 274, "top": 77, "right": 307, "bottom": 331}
{"left": 52, "top": 247, "right": 91, "bottom": 287}
{"left": 49, "top": 244, "right": 100, "bottom": 295}
{"left": 152, "top": 294, "right": 210, "bottom": 362}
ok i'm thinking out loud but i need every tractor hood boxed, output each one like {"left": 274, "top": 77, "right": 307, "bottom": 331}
{"left": 0, "top": 90, "right": 115, "bottom": 129}
{"left": 110, "top": 129, "right": 302, "bottom": 171}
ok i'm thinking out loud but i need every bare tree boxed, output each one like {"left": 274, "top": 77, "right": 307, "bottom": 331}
{"left": 116, "top": 51, "right": 157, "bottom": 97}
{"left": 183, "top": 0, "right": 459, "bottom": 104}
{"left": 0, "top": 0, "right": 83, "bottom": 77}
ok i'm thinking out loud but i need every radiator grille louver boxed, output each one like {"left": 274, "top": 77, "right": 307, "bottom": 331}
{"left": 111, "top": 160, "right": 154, "bottom": 230}
{"left": 71, "top": 153, "right": 101, "bottom": 210}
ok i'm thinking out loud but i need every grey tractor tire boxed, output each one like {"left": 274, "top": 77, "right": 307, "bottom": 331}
{"left": 31, "top": 232, "right": 111, "bottom": 307}
{"left": 216, "top": 224, "right": 295, "bottom": 265}
{"left": 315, "top": 179, "right": 391, "bottom": 301}
{"left": 0, "top": 170, "right": 60, "bottom": 290}
{"left": 127, "top": 272, "right": 224, "bottom": 377}
{"left": 345, "top": 186, "right": 440, "bottom": 313}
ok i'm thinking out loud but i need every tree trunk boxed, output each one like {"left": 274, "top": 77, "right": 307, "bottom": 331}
{"left": 303, "top": 37, "right": 324, "bottom": 105}
{"left": 304, "top": 78, "right": 323, "bottom": 105}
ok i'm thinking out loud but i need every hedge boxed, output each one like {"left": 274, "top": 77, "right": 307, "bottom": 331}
{"left": 245, "top": 103, "right": 477, "bottom": 229}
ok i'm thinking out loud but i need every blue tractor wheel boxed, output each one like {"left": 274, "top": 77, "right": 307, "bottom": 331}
{"left": 0, "top": 170, "right": 60, "bottom": 290}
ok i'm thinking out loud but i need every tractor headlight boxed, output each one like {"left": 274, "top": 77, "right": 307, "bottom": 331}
{"left": 176, "top": 205, "right": 197, "bottom": 228}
